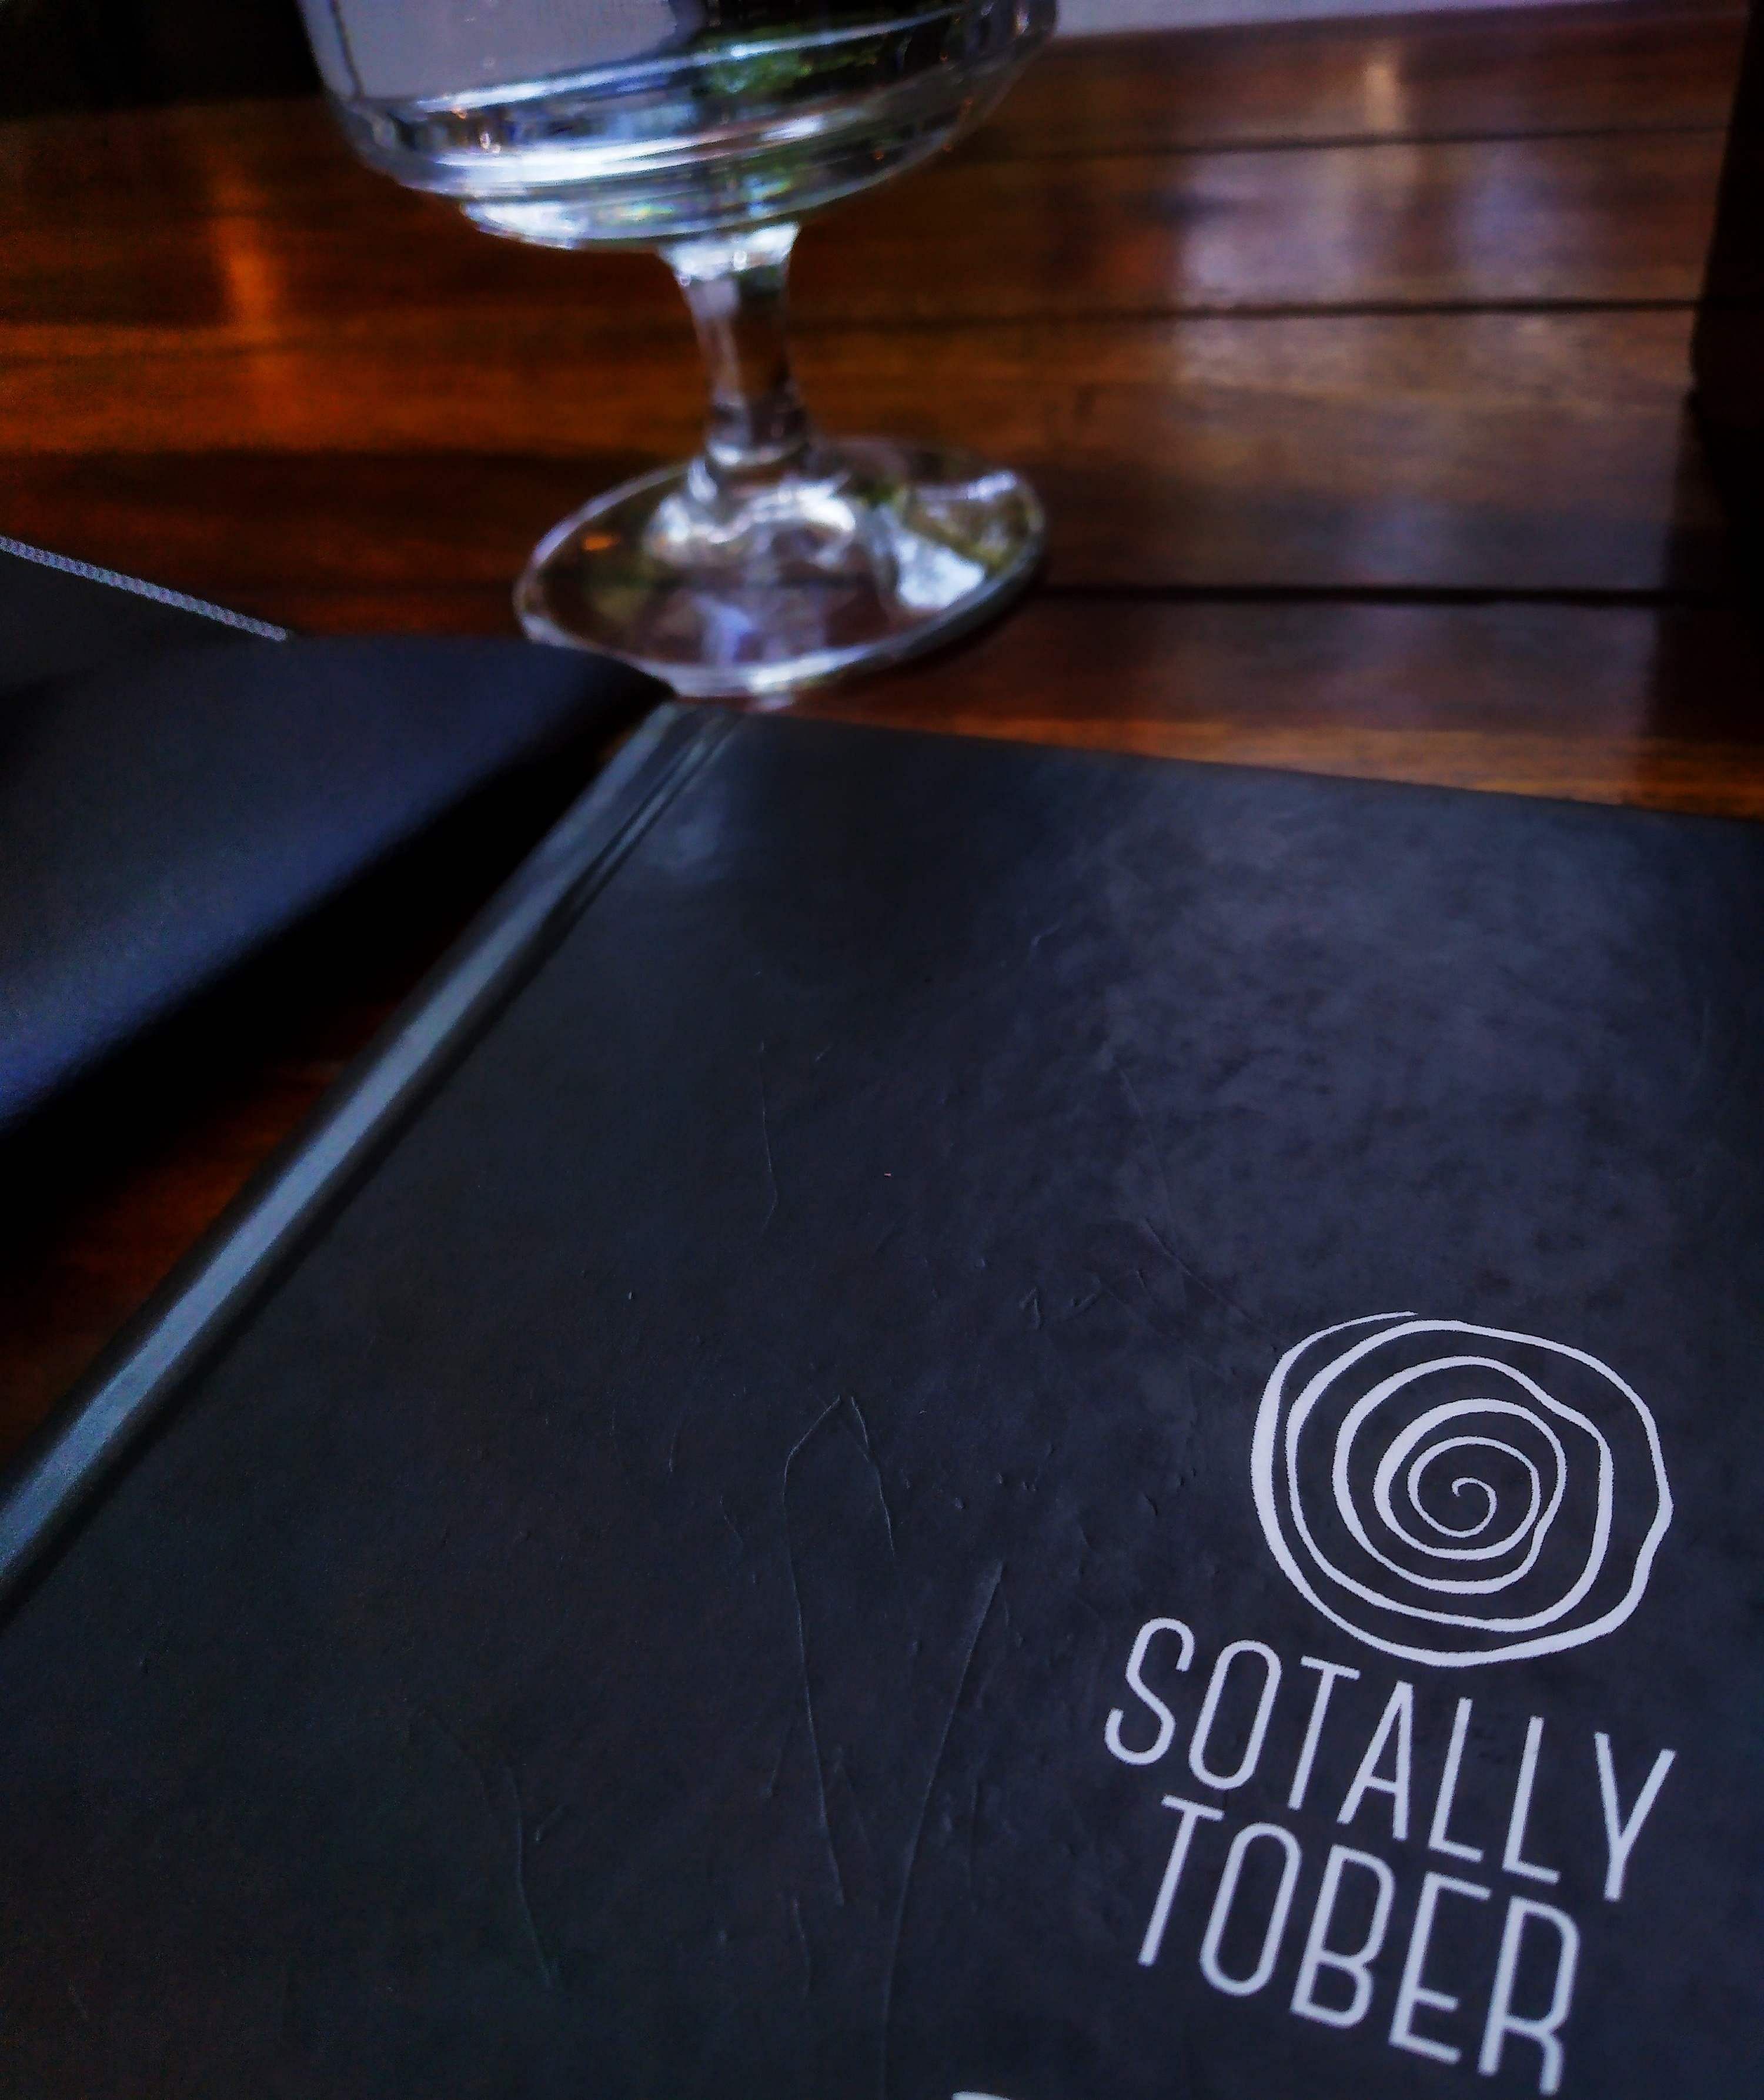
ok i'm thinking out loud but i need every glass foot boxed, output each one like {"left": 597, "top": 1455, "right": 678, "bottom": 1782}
{"left": 514, "top": 438, "right": 1044, "bottom": 701}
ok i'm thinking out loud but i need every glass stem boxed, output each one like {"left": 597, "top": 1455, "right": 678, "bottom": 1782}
{"left": 664, "top": 222, "right": 815, "bottom": 503}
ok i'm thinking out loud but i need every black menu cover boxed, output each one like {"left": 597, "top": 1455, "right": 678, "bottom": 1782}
{"left": 1, "top": 707, "right": 1759, "bottom": 2099}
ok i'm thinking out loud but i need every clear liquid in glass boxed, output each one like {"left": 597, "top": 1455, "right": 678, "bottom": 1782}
{"left": 299, "top": 0, "right": 1053, "bottom": 246}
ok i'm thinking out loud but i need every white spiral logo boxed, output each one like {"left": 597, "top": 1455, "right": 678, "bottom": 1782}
{"left": 1250, "top": 1315, "right": 1672, "bottom": 1667}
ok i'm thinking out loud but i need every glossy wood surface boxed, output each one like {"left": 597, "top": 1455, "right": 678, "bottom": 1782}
{"left": 1, "top": 0, "right": 1759, "bottom": 1451}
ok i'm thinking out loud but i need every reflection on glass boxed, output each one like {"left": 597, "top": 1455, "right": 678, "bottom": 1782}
{"left": 298, "top": 0, "right": 1055, "bottom": 697}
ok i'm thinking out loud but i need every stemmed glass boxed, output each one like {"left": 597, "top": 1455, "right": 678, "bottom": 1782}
{"left": 296, "top": 0, "right": 1055, "bottom": 699}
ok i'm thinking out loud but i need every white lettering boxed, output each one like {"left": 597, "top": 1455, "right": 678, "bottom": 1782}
{"left": 1288, "top": 1656, "right": 1361, "bottom": 1811}
{"left": 1339, "top": 1681, "right": 1415, "bottom": 1842}
{"left": 1190, "top": 1640, "right": 1282, "bottom": 1791}
{"left": 1199, "top": 1823, "right": 1304, "bottom": 1998}
{"left": 1138, "top": 1794, "right": 1224, "bottom": 1967}
{"left": 1290, "top": 1843, "right": 1396, "bottom": 2030}
{"left": 1502, "top": 1717, "right": 1559, "bottom": 1885}
{"left": 1478, "top": 1897, "right": 1580, "bottom": 2095}
{"left": 1429, "top": 1697, "right": 1484, "bottom": 1864}
{"left": 1389, "top": 1870, "right": 1491, "bottom": 2065}
{"left": 1106, "top": 1618, "right": 1195, "bottom": 1767}
{"left": 1593, "top": 1733, "right": 1675, "bottom": 1902}
{"left": 1101, "top": 1624, "right": 1633, "bottom": 2085}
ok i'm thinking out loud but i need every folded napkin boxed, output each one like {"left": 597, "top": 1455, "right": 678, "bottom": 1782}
{"left": 0, "top": 541, "right": 660, "bottom": 1131}
{"left": 0, "top": 534, "right": 289, "bottom": 698}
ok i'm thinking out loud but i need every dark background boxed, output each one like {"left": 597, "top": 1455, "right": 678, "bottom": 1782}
{"left": 0, "top": 0, "right": 319, "bottom": 119}
{"left": 1693, "top": 0, "right": 1764, "bottom": 587}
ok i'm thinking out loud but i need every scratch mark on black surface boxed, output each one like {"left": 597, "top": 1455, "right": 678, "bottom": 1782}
{"left": 66, "top": 1982, "right": 91, "bottom": 2028}
{"left": 783, "top": 1397, "right": 850, "bottom": 1907}
{"left": 763, "top": 1711, "right": 796, "bottom": 1801}
{"left": 1115, "top": 1059, "right": 1272, "bottom": 1339}
{"left": 1149, "top": 1223, "right": 1271, "bottom": 1342}
{"left": 759, "top": 1048, "right": 780, "bottom": 1233}
{"left": 846, "top": 1396, "right": 899, "bottom": 1567}
{"left": 504, "top": 1764, "right": 559, "bottom": 1989}
{"left": 414, "top": 1710, "right": 558, "bottom": 1989}
{"left": 878, "top": 1561, "right": 1005, "bottom": 2100}
{"left": 1057, "top": 1283, "right": 1103, "bottom": 1322}
{"left": 1100, "top": 1264, "right": 1207, "bottom": 1356}
{"left": 1020, "top": 1286, "right": 1043, "bottom": 1330}
{"left": 790, "top": 1893, "right": 814, "bottom": 1996}
{"left": 667, "top": 1409, "right": 686, "bottom": 1478}
{"left": 828, "top": 1743, "right": 880, "bottom": 1876}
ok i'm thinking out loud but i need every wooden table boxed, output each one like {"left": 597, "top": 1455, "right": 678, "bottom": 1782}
{"left": 2, "top": 0, "right": 1759, "bottom": 1454}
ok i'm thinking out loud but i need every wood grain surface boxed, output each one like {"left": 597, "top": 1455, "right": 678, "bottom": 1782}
{"left": 1, "top": 0, "right": 1759, "bottom": 1450}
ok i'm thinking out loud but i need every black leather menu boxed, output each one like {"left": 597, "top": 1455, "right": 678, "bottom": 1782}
{"left": 1, "top": 708, "right": 1759, "bottom": 2098}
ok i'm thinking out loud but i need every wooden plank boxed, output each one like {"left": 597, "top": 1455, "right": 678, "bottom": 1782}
{"left": 799, "top": 594, "right": 1764, "bottom": 811}
{"left": 987, "top": 0, "right": 1746, "bottom": 156}
{"left": 0, "top": 129, "right": 1726, "bottom": 342}
{"left": 813, "top": 129, "right": 1725, "bottom": 317}
{"left": 0, "top": 310, "right": 1723, "bottom": 594}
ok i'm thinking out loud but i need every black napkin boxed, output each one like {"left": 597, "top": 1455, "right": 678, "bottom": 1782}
{"left": 0, "top": 541, "right": 660, "bottom": 1131}
{"left": 0, "top": 533, "right": 289, "bottom": 698}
